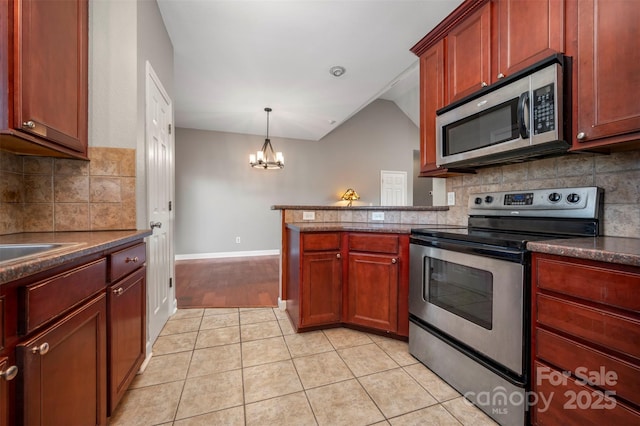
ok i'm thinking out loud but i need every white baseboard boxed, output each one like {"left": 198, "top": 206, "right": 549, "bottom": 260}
{"left": 175, "top": 249, "right": 280, "bottom": 261}
{"left": 278, "top": 297, "right": 286, "bottom": 310}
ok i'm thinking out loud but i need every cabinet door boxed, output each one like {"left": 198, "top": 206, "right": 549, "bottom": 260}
{"left": 108, "top": 267, "right": 146, "bottom": 415}
{"left": 301, "top": 252, "right": 342, "bottom": 327}
{"left": 419, "top": 40, "right": 446, "bottom": 176}
{"left": 574, "top": 0, "right": 640, "bottom": 147}
{"left": 446, "top": 2, "right": 492, "bottom": 103}
{"left": 346, "top": 253, "right": 398, "bottom": 333}
{"left": 17, "top": 293, "right": 107, "bottom": 426}
{"left": 14, "top": 0, "right": 88, "bottom": 153}
{"left": 496, "top": 0, "right": 564, "bottom": 78}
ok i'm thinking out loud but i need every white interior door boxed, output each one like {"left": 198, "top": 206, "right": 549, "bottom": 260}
{"left": 145, "top": 61, "right": 175, "bottom": 353}
{"left": 381, "top": 170, "right": 407, "bottom": 206}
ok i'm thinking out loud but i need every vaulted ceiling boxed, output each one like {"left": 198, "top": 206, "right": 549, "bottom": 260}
{"left": 157, "top": 0, "right": 462, "bottom": 141}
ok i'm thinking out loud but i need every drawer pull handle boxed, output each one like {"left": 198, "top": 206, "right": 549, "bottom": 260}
{"left": 150, "top": 221, "right": 162, "bottom": 229}
{"left": 391, "top": 258, "right": 397, "bottom": 264}
{"left": 125, "top": 256, "right": 139, "bottom": 263}
{"left": 0, "top": 365, "right": 18, "bottom": 381}
{"left": 32, "top": 342, "right": 50, "bottom": 356}
{"left": 113, "top": 287, "right": 124, "bottom": 295}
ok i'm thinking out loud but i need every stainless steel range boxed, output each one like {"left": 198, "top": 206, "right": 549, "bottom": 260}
{"left": 409, "top": 186, "right": 603, "bottom": 425}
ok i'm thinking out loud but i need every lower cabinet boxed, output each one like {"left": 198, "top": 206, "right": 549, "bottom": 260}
{"left": 17, "top": 293, "right": 107, "bottom": 426}
{"left": 108, "top": 266, "right": 146, "bottom": 414}
{"left": 531, "top": 253, "right": 640, "bottom": 424}
{"left": 0, "top": 356, "right": 17, "bottom": 426}
{"left": 285, "top": 229, "right": 408, "bottom": 337}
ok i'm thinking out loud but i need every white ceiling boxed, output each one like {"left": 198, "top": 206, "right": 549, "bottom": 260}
{"left": 156, "top": 0, "right": 462, "bottom": 141}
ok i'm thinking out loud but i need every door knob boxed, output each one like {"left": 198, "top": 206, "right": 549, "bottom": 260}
{"left": 150, "top": 221, "right": 162, "bottom": 229}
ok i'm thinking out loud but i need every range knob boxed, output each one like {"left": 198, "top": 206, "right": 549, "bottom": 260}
{"left": 474, "top": 197, "right": 483, "bottom": 205}
{"left": 567, "top": 193, "right": 581, "bottom": 203}
{"left": 548, "top": 192, "right": 562, "bottom": 202}
{"left": 484, "top": 196, "right": 494, "bottom": 204}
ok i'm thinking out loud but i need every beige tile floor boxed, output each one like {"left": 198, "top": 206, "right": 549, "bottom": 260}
{"left": 109, "top": 307, "right": 498, "bottom": 426}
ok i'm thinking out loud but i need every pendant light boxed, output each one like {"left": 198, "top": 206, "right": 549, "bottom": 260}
{"left": 249, "top": 107, "right": 284, "bottom": 169}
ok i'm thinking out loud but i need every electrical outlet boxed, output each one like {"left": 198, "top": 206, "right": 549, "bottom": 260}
{"left": 371, "top": 212, "right": 385, "bottom": 221}
{"left": 302, "top": 211, "right": 315, "bottom": 220}
{"left": 447, "top": 192, "right": 456, "bottom": 206}
{"left": 235, "top": 237, "right": 241, "bottom": 244}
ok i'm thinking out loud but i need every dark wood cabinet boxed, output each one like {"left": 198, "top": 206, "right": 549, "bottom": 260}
{"left": 446, "top": 2, "right": 493, "bottom": 103}
{"left": 569, "top": 0, "right": 640, "bottom": 150}
{"left": 17, "top": 293, "right": 107, "bottom": 426}
{"left": 0, "top": 0, "right": 88, "bottom": 158}
{"left": 107, "top": 265, "right": 146, "bottom": 415}
{"left": 346, "top": 252, "right": 398, "bottom": 333}
{"left": 284, "top": 228, "right": 409, "bottom": 337}
{"left": 495, "top": 0, "right": 565, "bottom": 79}
{"left": 418, "top": 40, "right": 447, "bottom": 176}
{"left": 412, "top": 0, "right": 566, "bottom": 176}
{"left": 0, "top": 236, "right": 147, "bottom": 425}
{"left": 531, "top": 253, "right": 640, "bottom": 425}
{"left": 286, "top": 230, "right": 342, "bottom": 331}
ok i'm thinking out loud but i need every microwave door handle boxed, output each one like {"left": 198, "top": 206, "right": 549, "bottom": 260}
{"left": 517, "top": 91, "right": 530, "bottom": 139}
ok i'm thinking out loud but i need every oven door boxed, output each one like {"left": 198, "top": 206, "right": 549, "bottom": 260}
{"left": 409, "top": 242, "right": 524, "bottom": 375}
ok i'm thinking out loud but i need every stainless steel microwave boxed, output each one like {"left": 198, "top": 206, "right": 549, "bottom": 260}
{"left": 436, "top": 56, "right": 569, "bottom": 168}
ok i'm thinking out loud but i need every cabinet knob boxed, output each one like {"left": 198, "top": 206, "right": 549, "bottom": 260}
{"left": 0, "top": 365, "right": 18, "bottom": 381}
{"left": 481, "top": 81, "right": 488, "bottom": 88}
{"left": 497, "top": 73, "right": 505, "bottom": 79}
{"left": 391, "top": 258, "right": 397, "bottom": 264}
{"left": 22, "top": 120, "right": 36, "bottom": 129}
{"left": 336, "top": 253, "right": 341, "bottom": 259}
{"left": 125, "top": 256, "right": 139, "bottom": 263}
{"left": 577, "top": 132, "right": 586, "bottom": 140}
{"left": 32, "top": 342, "right": 50, "bottom": 356}
{"left": 113, "top": 287, "right": 124, "bottom": 295}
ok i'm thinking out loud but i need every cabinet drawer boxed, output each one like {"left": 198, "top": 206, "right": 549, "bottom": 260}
{"left": 22, "top": 259, "right": 107, "bottom": 334}
{"left": 537, "top": 294, "right": 640, "bottom": 359}
{"left": 348, "top": 234, "right": 398, "bottom": 254}
{"left": 302, "top": 233, "right": 341, "bottom": 251}
{"left": 536, "top": 328, "right": 640, "bottom": 407}
{"left": 535, "top": 255, "right": 640, "bottom": 312}
{"left": 109, "top": 243, "right": 146, "bottom": 282}
{"left": 534, "top": 361, "right": 640, "bottom": 425}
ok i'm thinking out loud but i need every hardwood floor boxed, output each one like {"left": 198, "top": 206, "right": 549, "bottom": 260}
{"left": 175, "top": 256, "right": 279, "bottom": 308}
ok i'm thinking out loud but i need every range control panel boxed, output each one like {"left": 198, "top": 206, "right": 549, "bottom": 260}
{"left": 468, "top": 187, "right": 603, "bottom": 219}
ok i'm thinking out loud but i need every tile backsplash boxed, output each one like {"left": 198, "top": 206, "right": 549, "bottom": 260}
{"left": 443, "top": 150, "right": 640, "bottom": 237}
{"left": 0, "top": 147, "right": 136, "bottom": 235}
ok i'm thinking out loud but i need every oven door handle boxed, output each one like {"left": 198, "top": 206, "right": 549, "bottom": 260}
{"left": 410, "top": 236, "right": 524, "bottom": 263}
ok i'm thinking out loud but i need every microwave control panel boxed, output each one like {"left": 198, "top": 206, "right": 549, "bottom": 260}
{"left": 532, "top": 83, "right": 555, "bottom": 134}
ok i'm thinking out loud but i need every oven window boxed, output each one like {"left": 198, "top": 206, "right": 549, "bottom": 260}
{"left": 443, "top": 97, "right": 519, "bottom": 156}
{"left": 426, "top": 258, "right": 493, "bottom": 330}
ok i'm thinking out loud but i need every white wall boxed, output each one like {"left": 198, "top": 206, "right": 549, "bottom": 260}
{"left": 175, "top": 99, "right": 422, "bottom": 255}
{"left": 89, "top": 0, "right": 173, "bottom": 229}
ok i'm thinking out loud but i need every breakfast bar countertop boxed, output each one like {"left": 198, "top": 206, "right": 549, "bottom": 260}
{"left": 0, "top": 229, "right": 152, "bottom": 285}
{"left": 527, "top": 236, "right": 640, "bottom": 267}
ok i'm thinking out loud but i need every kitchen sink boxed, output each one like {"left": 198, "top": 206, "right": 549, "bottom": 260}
{"left": 0, "top": 243, "right": 71, "bottom": 264}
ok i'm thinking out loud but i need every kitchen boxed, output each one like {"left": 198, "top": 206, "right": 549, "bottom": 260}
{"left": 1, "top": 0, "right": 640, "bottom": 425}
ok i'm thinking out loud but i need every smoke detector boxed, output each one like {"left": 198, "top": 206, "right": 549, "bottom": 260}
{"left": 329, "top": 66, "right": 346, "bottom": 77}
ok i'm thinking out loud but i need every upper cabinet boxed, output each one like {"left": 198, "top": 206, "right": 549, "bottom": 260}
{"left": 0, "top": 0, "right": 88, "bottom": 159}
{"left": 413, "top": 0, "right": 566, "bottom": 176}
{"left": 569, "top": 0, "right": 640, "bottom": 149}
{"left": 446, "top": 2, "right": 492, "bottom": 103}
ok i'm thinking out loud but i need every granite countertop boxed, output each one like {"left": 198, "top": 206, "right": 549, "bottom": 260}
{"left": 286, "top": 222, "right": 425, "bottom": 234}
{"left": 272, "top": 205, "right": 448, "bottom": 211}
{"left": 0, "top": 230, "right": 152, "bottom": 285}
{"left": 527, "top": 236, "right": 640, "bottom": 267}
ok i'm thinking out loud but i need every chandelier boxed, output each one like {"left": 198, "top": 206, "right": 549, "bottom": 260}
{"left": 249, "top": 107, "right": 284, "bottom": 169}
